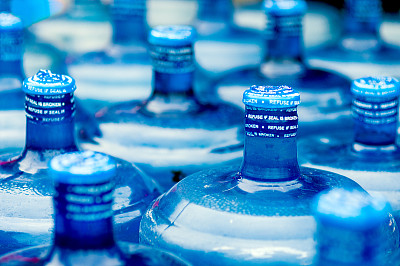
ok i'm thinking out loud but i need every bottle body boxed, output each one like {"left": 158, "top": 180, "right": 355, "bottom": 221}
{"left": 139, "top": 85, "right": 397, "bottom": 265}
{"left": 80, "top": 25, "right": 245, "bottom": 189}
{"left": 82, "top": 98, "right": 244, "bottom": 189}
{"left": 139, "top": 165, "right": 375, "bottom": 265}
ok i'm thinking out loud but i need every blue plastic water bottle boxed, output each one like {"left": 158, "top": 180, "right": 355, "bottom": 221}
{"left": 0, "top": 151, "right": 188, "bottom": 266}
{"left": 0, "top": 11, "right": 25, "bottom": 153}
{"left": 194, "top": 0, "right": 262, "bottom": 75}
{"left": 139, "top": 85, "right": 396, "bottom": 265}
{"left": 314, "top": 189, "right": 398, "bottom": 265}
{"left": 81, "top": 25, "right": 244, "bottom": 190}
{"left": 215, "top": 0, "right": 352, "bottom": 134}
{"left": 307, "top": 0, "right": 400, "bottom": 79}
{"left": 66, "top": 0, "right": 151, "bottom": 110}
{"left": 0, "top": 70, "right": 161, "bottom": 255}
{"left": 298, "top": 76, "right": 400, "bottom": 225}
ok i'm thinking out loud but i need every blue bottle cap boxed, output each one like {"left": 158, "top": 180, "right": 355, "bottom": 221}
{"left": 243, "top": 85, "right": 300, "bottom": 109}
{"left": 264, "top": 0, "right": 307, "bottom": 16}
{"left": 0, "top": 12, "right": 22, "bottom": 31}
{"left": 50, "top": 151, "right": 116, "bottom": 185}
{"left": 148, "top": 25, "right": 197, "bottom": 47}
{"left": 23, "top": 69, "right": 76, "bottom": 95}
{"left": 351, "top": 76, "right": 400, "bottom": 99}
{"left": 314, "top": 189, "right": 390, "bottom": 231}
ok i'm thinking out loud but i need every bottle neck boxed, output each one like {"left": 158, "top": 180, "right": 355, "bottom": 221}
{"left": 352, "top": 95, "right": 399, "bottom": 152}
{"left": 344, "top": 0, "right": 381, "bottom": 37}
{"left": 316, "top": 222, "right": 384, "bottom": 265}
{"left": 151, "top": 44, "right": 195, "bottom": 95}
{"left": 24, "top": 93, "right": 78, "bottom": 151}
{"left": 240, "top": 106, "right": 300, "bottom": 182}
{"left": 111, "top": 0, "right": 147, "bottom": 45}
{"left": 53, "top": 181, "right": 115, "bottom": 250}
{"left": 263, "top": 13, "right": 304, "bottom": 61}
{"left": 197, "top": 0, "right": 233, "bottom": 23}
{"left": 0, "top": 28, "right": 24, "bottom": 78}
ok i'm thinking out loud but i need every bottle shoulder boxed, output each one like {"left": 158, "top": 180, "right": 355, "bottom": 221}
{"left": 0, "top": 242, "right": 188, "bottom": 266}
{"left": 145, "top": 164, "right": 363, "bottom": 224}
{"left": 139, "top": 166, "right": 367, "bottom": 265}
{"left": 298, "top": 128, "right": 400, "bottom": 173}
{"left": 0, "top": 151, "right": 161, "bottom": 254}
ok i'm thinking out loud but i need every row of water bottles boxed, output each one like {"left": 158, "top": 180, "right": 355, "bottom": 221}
{"left": 0, "top": 0, "right": 399, "bottom": 265}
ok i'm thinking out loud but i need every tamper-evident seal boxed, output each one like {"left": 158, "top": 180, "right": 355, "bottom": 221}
{"left": 264, "top": 0, "right": 307, "bottom": 16}
{"left": 243, "top": 85, "right": 300, "bottom": 109}
{"left": 351, "top": 76, "right": 400, "bottom": 99}
{"left": 23, "top": 69, "right": 76, "bottom": 96}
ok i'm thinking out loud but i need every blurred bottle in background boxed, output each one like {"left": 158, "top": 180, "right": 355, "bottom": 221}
{"left": 193, "top": 0, "right": 262, "bottom": 76}
{"left": 81, "top": 25, "right": 244, "bottom": 190}
{"left": 29, "top": 0, "right": 111, "bottom": 57}
{"left": 308, "top": 0, "right": 400, "bottom": 79}
{"left": 298, "top": 76, "right": 400, "bottom": 225}
{"left": 66, "top": 0, "right": 152, "bottom": 112}
{"left": 215, "top": 0, "right": 352, "bottom": 136}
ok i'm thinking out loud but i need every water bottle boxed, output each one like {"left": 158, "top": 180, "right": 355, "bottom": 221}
{"left": 314, "top": 189, "right": 398, "bottom": 265}
{"left": 308, "top": 0, "right": 400, "bottom": 79}
{"left": 0, "top": 151, "right": 188, "bottom": 266}
{"left": 194, "top": 0, "right": 262, "bottom": 75}
{"left": 66, "top": 0, "right": 151, "bottom": 110}
{"left": 0, "top": 11, "right": 25, "bottom": 153}
{"left": 0, "top": 5, "right": 102, "bottom": 144}
{"left": 29, "top": 0, "right": 110, "bottom": 56}
{"left": 81, "top": 25, "right": 244, "bottom": 190}
{"left": 298, "top": 76, "right": 400, "bottom": 225}
{"left": 1, "top": 0, "right": 68, "bottom": 77}
{"left": 215, "top": 0, "right": 352, "bottom": 134}
{"left": 139, "top": 85, "right": 397, "bottom": 265}
{"left": 0, "top": 70, "right": 161, "bottom": 255}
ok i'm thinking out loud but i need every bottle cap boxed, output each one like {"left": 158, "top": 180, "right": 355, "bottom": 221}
{"left": 264, "top": 0, "right": 307, "bottom": 16}
{"left": 50, "top": 151, "right": 116, "bottom": 185}
{"left": 0, "top": 12, "right": 22, "bottom": 31}
{"left": 314, "top": 189, "right": 390, "bottom": 231}
{"left": 351, "top": 76, "right": 400, "bottom": 99}
{"left": 23, "top": 69, "right": 76, "bottom": 96}
{"left": 148, "top": 25, "right": 196, "bottom": 47}
{"left": 243, "top": 85, "right": 300, "bottom": 109}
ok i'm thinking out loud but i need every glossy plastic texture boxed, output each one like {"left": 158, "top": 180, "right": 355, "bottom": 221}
{"left": 0, "top": 10, "right": 26, "bottom": 153}
{"left": 0, "top": 243, "right": 190, "bottom": 266}
{"left": 0, "top": 151, "right": 186, "bottom": 265}
{"left": 214, "top": 0, "right": 352, "bottom": 135}
{"left": 0, "top": 70, "right": 160, "bottom": 255}
{"left": 139, "top": 86, "right": 395, "bottom": 265}
{"left": 298, "top": 76, "right": 400, "bottom": 224}
{"left": 314, "top": 189, "right": 397, "bottom": 265}
{"left": 66, "top": 0, "right": 151, "bottom": 111}
{"left": 81, "top": 25, "right": 244, "bottom": 190}
{"left": 0, "top": 8, "right": 102, "bottom": 147}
